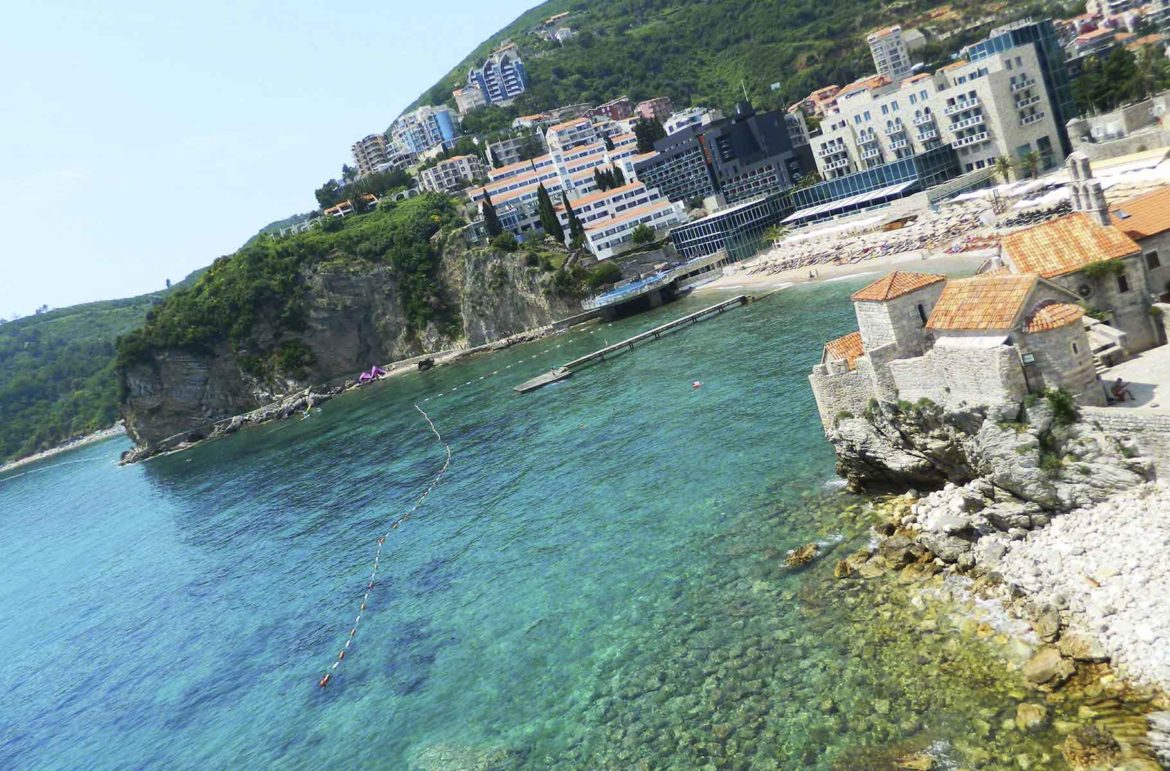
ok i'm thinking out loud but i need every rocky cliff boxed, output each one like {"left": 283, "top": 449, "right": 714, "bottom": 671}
{"left": 119, "top": 228, "right": 581, "bottom": 449}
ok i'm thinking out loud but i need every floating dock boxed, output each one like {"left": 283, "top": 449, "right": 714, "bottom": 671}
{"left": 514, "top": 295, "right": 750, "bottom": 393}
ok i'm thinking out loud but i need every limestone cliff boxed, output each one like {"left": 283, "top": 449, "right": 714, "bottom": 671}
{"left": 119, "top": 231, "right": 580, "bottom": 449}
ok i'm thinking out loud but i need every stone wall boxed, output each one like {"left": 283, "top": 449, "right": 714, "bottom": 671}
{"left": 1137, "top": 232, "right": 1170, "bottom": 299}
{"left": 1048, "top": 255, "right": 1160, "bottom": 353}
{"left": 1017, "top": 323, "right": 1106, "bottom": 406}
{"left": 887, "top": 343, "right": 1027, "bottom": 410}
{"left": 809, "top": 360, "right": 875, "bottom": 432}
{"left": 855, "top": 285, "right": 942, "bottom": 358}
{"left": 1081, "top": 407, "right": 1170, "bottom": 478}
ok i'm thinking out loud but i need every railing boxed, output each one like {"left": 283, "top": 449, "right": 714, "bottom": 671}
{"left": 912, "top": 114, "right": 935, "bottom": 126}
{"left": 1011, "top": 77, "right": 1037, "bottom": 92}
{"left": 580, "top": 272, "right": 676, "bottom": 311}
{"left": 951, "top": 113, "right": 985, "bottom": 130}
{"left": 861, "top": 146, "right": 883, "bottom": 160}
{"left": 944, "top": 98, "right": 980, "bottom": 116}
{"left": 825, "top": 157, "right": 851, "bottom": 171}
{"left": 917, "top": 128, "right": 939, "bottom": 141}
{"left": 1020, "top": 112, "right": 1046, "bottom": 126}
{"left": 1015, "top": 95, "right": 1041, "bottom": 109}
{"left": 889, "top": 137, "right": 908, "bottom": 150}
{"left": 858, "top": 134, "right": 879, "bottom": 145}
{"left": 951, "top": 131, "right": 990, "bottom": 148}
{"left": 817, "top": 145, "right": 846, "bottom": 158}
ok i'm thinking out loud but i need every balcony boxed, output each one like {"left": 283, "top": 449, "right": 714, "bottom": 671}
{"left": 887, "top": 124, "right": 907, "bottom": 136}
{"left": 912, "top": 113, "right": 936, "bottom": 127}
{"left": 889, "top": 137, "right": 909, "bottom": 150}
{"left": 825, "top": 157, "right": 851, "bottom": 171}
{"left": 858, "top": 134, "right": 879, "bottom": 146}
{"left": 918, "top": 128, "right": 939, "bottom": 141}
{"left": 1020, "top": 112, "right": 1046, "bottom": 126}
{"left": 817, "top": 145, "right": 846, "bottom": 158}
{"left": 951, "top": 131, "right": 990, "bottom": 148}
{"left": 861, "top": 146, "right": 883, "bottom": 160}
{"left": 1011, "top": 77, "right": 1037, "bottom": 92}
{"left": 951, "top": 113, "right": 985, "bottom": 131}
{"left": 1015, "top": 94, "right": 1041, "bottom": 109}
{"left": 944, "top": 98, "right": 980, "bottom": 116}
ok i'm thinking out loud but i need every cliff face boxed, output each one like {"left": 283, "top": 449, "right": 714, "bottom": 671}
{"left": 120, "top": 234, "right": 579, "bottom": 448}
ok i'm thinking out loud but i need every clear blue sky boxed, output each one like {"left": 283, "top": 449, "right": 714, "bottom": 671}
{"left": 0, "top": 0, "right": 540, "bottom": 319}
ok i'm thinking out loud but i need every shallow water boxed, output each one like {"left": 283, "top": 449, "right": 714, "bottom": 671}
{"left": 0, "top": 283, "right": 1153, "bottom": 769}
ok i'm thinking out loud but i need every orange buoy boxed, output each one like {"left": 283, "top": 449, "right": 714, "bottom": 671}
{"left": 319, "top": 673, "right": 332, "bottom": 688}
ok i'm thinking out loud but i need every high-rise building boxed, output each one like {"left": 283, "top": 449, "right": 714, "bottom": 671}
{"left": 468, "top": 44, "right": 529, "bottom": 106}
{"left": 632, "top": 102, "right": 812, "bottom": 207}
{"left": 351, "top": 134, "right": 390, "bottom": 177}
{"left": 391, "top": 105, "right": 459, "bottom": 157}
{"left": 961, "top": 18, "right": 1075, "bottom": 155}
{"left": 867, "top": 26, "right": 913, "bottom": 81}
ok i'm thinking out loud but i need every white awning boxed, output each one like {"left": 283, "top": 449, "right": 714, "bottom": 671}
{"left": 783, "top": 180, "right": 917, "bottom": 224}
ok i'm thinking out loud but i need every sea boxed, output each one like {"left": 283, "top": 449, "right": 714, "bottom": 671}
{"left": 0, "top": 281, "right": 1154, "bottom": 769}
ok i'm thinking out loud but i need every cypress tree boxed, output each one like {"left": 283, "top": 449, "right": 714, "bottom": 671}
{"left": 482, "top": 191, "right": 502, "bottom": 237}
{"left": 612, "top": 164, "right": 626, "bottom": 187}
{"left": 593, "top": 168, "right": 608, "bottom": 192}
{"left": 562, "top": 192, "right": 586, "bottom": 244}
{"left": 537, "top": 183, "right": 565, "bottom": 243}
{"left": 604, "top": 169, "right": 617, "bottom": 190}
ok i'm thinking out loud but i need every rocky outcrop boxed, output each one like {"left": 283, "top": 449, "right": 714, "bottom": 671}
{"left": 120, "top": 233, "right": 579, "bottom": 449}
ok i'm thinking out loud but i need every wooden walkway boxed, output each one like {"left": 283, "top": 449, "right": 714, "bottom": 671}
{"left": 514, "top": 295, "right": 749, "bottom": 393}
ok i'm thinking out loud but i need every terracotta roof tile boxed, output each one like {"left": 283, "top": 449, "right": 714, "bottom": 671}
{"left": 926, "top": 274, "right": 1038, "bottom": 331}
{"left": 1110, "top": 186, "right": 1170, "bottom": 239}
{"left": 851, "top": 271, "right": 946, "bottom": 302}
{"left": 1024, "top": 301, "right": 1085, "bottom": 333}
{"left": 1001, "top": 212, "right": 1140, "bottom": 278}
{"left": 823, "top": 331, "right": 864, "bottom": 370}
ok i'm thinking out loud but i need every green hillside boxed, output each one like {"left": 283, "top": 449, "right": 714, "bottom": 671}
{"left": 410, "top": 0, "right": 1069, "bottom": 119}
{"left": 0, "top": 269, "right": 205, "bottom": 463}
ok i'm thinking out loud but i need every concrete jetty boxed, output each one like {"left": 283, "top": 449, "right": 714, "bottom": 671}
{"left": 514, "top": 295, "right": 750, "bottom": 393}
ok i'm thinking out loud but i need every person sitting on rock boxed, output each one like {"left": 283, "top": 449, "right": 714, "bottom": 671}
{"left": 1111, "top": 378, "right": 1135, "bottom": 402}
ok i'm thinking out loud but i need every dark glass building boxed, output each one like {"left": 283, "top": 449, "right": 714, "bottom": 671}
{"left": 634, "top": 102, "right": 814, "bottom": 207}
{"left": 962, "top": 19, "right": 1075, "bottom": 156}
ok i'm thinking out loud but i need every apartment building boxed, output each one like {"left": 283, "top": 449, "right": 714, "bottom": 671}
{"left": 589, "top": 96, "right": 634, "bottom": 121}
{"left": 633, "top": 102, "right": 811, "bottom": 207}
{"left": 636, "top": 97, "right": 674, "bottom": 123}
{"left": 664, "top": 107, "right": 722, "bottom": 136}
{"left": 418, "top": 155, "right": 486, "bottom": 194}
{"left": 810, "top": 42, "right": 1064, "bottom": 181}
{"left": 453, "top": 87, "right": 487, "bottom": 115}
{"left": 584, "top": 199, "right": 685, "bottom": 259}
{"left": 867, "top": 26, "right": 913, "bottom": 81}
{"left": 792, "top": 85, "right": 842, "bottom": 117}
{"left": 546, "top": 117, "right": 599, "bottom": 152}
{"left": 391, "top": 105, "right": 458, "bottom": 157}
{"left": 486, "top": 132, "right": 547, "bottom": 168}
{"left": 351, "top": 134, "right": 391, "bottom": 177}
{"left": 468, "top": 44, "right": 529, "bottom": 106}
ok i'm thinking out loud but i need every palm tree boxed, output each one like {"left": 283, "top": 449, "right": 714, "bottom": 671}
{"left": 1016, "top": 151, "right": 1041, "bottom": 180}
{"left": 993, "top": 156, "right": 1013, "bottom": 184}
{"left": 763, "top": 226, "right": 789, "bottom": 246}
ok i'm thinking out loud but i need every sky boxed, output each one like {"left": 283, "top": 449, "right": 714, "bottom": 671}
{"left": 0, "top": 0, "right": 540, "bottom": 319}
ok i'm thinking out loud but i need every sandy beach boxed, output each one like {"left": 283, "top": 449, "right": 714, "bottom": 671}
{"left": 0, "top": 424, "right": 126, "bottom": 475}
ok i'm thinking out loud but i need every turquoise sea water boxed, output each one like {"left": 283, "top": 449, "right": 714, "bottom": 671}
{"left": 0, "top": 282, "right": 1141, "bottom": 769}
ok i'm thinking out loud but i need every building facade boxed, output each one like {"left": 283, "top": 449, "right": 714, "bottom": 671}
{"left": 468, "top": 44, "right": 529, "bottom": 106}
{"left": 486, "top": 131, "right": 547, "bottom": 168}
{"left": 867, "top": 26, "right": 914, "bottom": 81}
{"left": 810, "top": 41, "right": 1065, "bottom": 181}
{"left": 453, "top": 86, "right": 487, "bottom": 115}
{"left": 633, "top": 102, "right": 810, "bottom": 207}
{"left": 418, "top": 155, "right": 486, "bottom": 193}
{"left": 589, "top": 96, "right": 635, "bottom": 121}
{"left": 636, "top": 97, "right": 675, "bottom": 123}
{"left": 391, "top": 105, "right": 458, "bottom": 157}
{"left": 664, "top": 107, "right": 722, "bottom": 136}
{"left": 351, "top": 134, "right": 391, "bottom": 177}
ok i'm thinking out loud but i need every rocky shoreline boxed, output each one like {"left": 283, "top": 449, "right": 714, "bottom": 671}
{"left": 120, "top": 324, "right": 562, "bottom": 464}
{"left": 827, "top": 397, "right": 1170, "bottom": 767}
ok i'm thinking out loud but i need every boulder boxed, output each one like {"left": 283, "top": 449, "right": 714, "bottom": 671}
{"left": 1022, "top": 647, "right": 1074, "bottom": 687}
{"left": 1014, "top": 702, "right": 1049, "bottom": 732}
{"left": 1061, "top": 725, "right": 1121, "bottom": 769}
{"left": 919, "top": 532, "right": 975, "bottom": 564}
{"left": 1057, "top": 633, "right": 1109, "bottom": 663}
{"left": 833, "top": 560, "right": 855, "bottom": 579}
{"left": 785, "top": 544, "right": 818, "bottom": 568}
{"left": 1030, "top": 604, "right": 1062, "bottom": 643}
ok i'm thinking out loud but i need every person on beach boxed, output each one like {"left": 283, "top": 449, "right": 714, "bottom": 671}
{"left": 1111, "top": 378, "right": 1135, "bottom": 402}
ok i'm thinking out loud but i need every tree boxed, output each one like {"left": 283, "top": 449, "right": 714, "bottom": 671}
{"left": 603, "top": 134, "right": 615, "bottom": 151}
{"left": 794, "top": 171, "right": 821, "bottom": 190}
{"left": 631, "top": 224, "right": 656, "bottom": 244}
{"left": 612, "top": 165, "right": 627, "bottom": 187}
{"left": 341, "top": 164, "right": 358, "bottom": 183}
{"left": 634, "top": 117, "right": 667, "bottom": 153}
{"left": 537, "top": 183, "right": 565, "bottom": 243}
{"left": 762, "top": 226, "right": 788, "bottom": 246}
{"left": 594, "top": 168, "right": 610, "bottom": 192}
{"left": 482, "top": 191, "right": 503, "bottom": 237}
{"left": 315, "top": 179, "right": 344, "bottom": 209}
{"left": 1016, "top": 151, "right": 1041, "bottom": 180}
{"left": 993, "top": 156, "right": 1013, "bottom": 183}
{"left": 517, "top": 133, "right": 545, "bottom": 162}
{"left": 562, "top": 192, "right": 586, "bottom": 245}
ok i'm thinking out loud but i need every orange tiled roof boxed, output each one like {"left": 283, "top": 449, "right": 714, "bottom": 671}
{"left": 1024, "top": 301, "right": 1085, "bottom": 333}
{"left": 548, "top": 117, "right": 591, "bottom": 133}
{"left": 926, "top": 274, "right": 1038, "bottom": 331}
{"left": 851, "top": 271, "right": 946, "bottom": 302}
{"left": 839, "top": 74, "right": 891, "bottom": 97}
{"left": 1110, "top": 186, "right": 1170, "bottom": 239}
{"left": 569, "top": 181, "right": 644, "bottom": 208}
{"left": 1002, "top": 213, "right": 1140, "bottom": 278}
{"left": 823, "top": 331, "right": 864, "bottom": 370}
{"left": 940, "top": 59, "right": 970, "bottom": 71}
{"left": 584, "top": 199, "right": 674, "bottom": 232}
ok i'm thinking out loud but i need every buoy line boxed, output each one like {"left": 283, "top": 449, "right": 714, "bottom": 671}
{"left": 318, "top": 404, "right": 452, "bottom": 688}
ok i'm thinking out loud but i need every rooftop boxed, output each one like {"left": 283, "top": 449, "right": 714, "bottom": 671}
{"left": 838, "top": 74, "right": 892, "bottom": 98}
{"left": 585, "top": 199, "right": 674, "bottom": 232}
{"left": 1023, "top": 301, "right": 1085, "bottom": 333}
{"left": 926, "top": 274, "right": 1038, "bottom": 331}
{"left": 1002, "top": 212, "right": 1141, "bottom": 278}
{"left": 851, "top": 271, "right": 946, "bottom": 302}
{"left": 548, "top": 117, "right": 592, "bottom": 133}
{"left": 1110, "top": 186, "right": 1170, "bottom": 239}
{"left": 823, "top": 331, "right": 864, "bottom": 371}
{"left": 568, "top": 181, "right": 645, "bottom": 209}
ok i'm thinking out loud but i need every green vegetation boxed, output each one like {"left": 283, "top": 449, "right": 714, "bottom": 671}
{"left": 314, "top": 169, "right": 413, "bottom": 210}
{"left": 1075, "top": 46, "right": 1170, "bottom": 115}
{"left": 0, "top": 269, "right": 203, "bottom": 463}
{"left": 1081, "top": 259, "right": 1127, "bottom": 280}
{"left": 631, "top": 224, "right": 656, "bottom": 245}
{"left": 410, "top": 0, "right": 1055, "bottom": 118}
{"left": 1044, "top": 388, "right": 1079, "bottom": 427}
{"left": 117, "top": 194, "right": 461, "bottom": 374}
{"left": 587, "top": 261, "right": 623, "bottom": 288}
{"left": 633, "top": 117, "right": 666, "bottom": 153}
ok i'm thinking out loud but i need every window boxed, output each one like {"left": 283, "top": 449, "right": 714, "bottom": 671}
{"left": 917, "top": 303, "right": 928, "bottom": 325}
{"left": 1006, "top": 59, "right": 1013, "bottom": 70}
{"left": 1118, "top": 273, "right": 1130, "bottom": 293}
{"left": 1072, "top": 341, "right": 1079, "bottom": 355}
{"left": 920, "top": 89, "right": 928, "bottom": 100}
{"left": 1147, "top": 251, "right": 1161, "bottom": 270}
{"left": 910, "top": 93, "right": 917, "bottom": 105}
{"left": 881, "top": 104, "right": 889, "bottom": 115}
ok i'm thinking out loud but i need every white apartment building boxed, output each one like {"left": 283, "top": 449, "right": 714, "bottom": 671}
{"left": 453, "top": 87, "right": 487, "bottom": 115}
{"left": 811, "top": 44, "right": 1063, "bottom": 180}
{"left": 390, "top": 105, "right": 458, "bottom": 157}
{"left": 555, "top": 182, "right": 658, "bottom": 229}
{"left": 664, "top": 108, "right": 722, "bottom": 136}
{"left": 418, "top": 155, "right": 486, "bottom": 194}
{"left": 545, "top": 118, "right": 599, "bottom": 152}
{"left": 584, "top": 199, "right": 685, "bottom": 259}
{"left": 351, "top": 134, "right": 391, "bottom": 177}
{"left": 867, "top": 26, "right": 913, "bottom": 81}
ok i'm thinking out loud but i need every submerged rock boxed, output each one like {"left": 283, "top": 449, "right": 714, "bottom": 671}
{"left": 1014, "top": 702, "right": 1049, "bottom": 732}
{"left": 1061, "top": 725, "right": 1121, "bottom": 769}
{"left": 1022, "top": 647, "right": 1074, "bottom": 688}
{"left": 785, "top": 543, "right": 819, "bottom": 568}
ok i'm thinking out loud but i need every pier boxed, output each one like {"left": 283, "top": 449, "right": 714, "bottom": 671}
{"left": 514, "top": 295, "right": 750, "bottom": 393}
